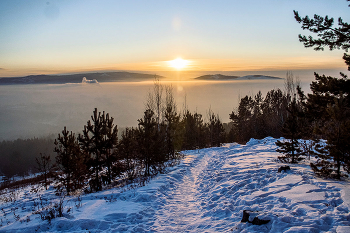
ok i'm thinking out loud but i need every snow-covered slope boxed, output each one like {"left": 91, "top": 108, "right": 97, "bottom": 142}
{"left": 0, "top": 137, "right": 349, "bottom": 232}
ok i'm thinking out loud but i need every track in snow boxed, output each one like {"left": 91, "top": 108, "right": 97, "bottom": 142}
{"left": 152, "top": 149, "right": 222, "bottom": 232}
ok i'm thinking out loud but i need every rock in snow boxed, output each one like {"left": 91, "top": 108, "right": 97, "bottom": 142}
{"left": 241, "top": 210, "right": 271, "bottom": 225}
{"left": 278, "top": 165, "right": 291, "bottom": 173}
{"left": 0, "top": 137, "right": 349, "bottom": 232}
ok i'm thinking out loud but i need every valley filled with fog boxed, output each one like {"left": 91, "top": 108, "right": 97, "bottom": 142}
{"left": 0, "top": 78, "right": 310, "bottom": 140}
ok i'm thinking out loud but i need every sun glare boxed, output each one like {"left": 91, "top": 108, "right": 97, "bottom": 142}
{"left": 168, "top": 58, "right": 189, "bottom": 70}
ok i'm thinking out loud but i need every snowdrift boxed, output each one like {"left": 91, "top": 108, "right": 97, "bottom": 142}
{"left": 0, "top": 137, "right": 349, "bottom": 232}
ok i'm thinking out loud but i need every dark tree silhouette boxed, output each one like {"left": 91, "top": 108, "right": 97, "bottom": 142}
{"left": 0, "top": 137, "right": 54, "bottom": 179}
{"left": 79, "top": 109, "right": 104, "bottom": 192}
{"left": 207, "top": 110, "right": 226, "bottom": 147}
{"left": 35, "top": 153, "right": 53, "bottom": 190}
{"left": 118, "top": 127, "right": 138, "bottom": 180}
{"left": 54, "top": 127, "right": 81, "bottom": 195}
{"left": 229, "top": 95, "right": 254, "bottom": 143}
{"left": 311, "top": 96, "right": 350, "bottom": 179}
{"left": 276, "top": 97, "right": 305, "bottom": 163}
{"left": 294, "top": 0, "right": 350, "bottom": 178}
{"left": 229, "top": 88, "right": 290, "bottom": 143}
{"left": 294, "top": 1, "right": 350, "bottom": 70}
{"left": 100, "top": 111, "right": 118, "bottom": 184}
{"left": 79, "top": 108, "right": 118, "bottom": 191}
{"left": 181, "top": 110, "right": 207, "bottom": 150}
{"left": 137, "top": 109, "right": 159, "bottom": 177}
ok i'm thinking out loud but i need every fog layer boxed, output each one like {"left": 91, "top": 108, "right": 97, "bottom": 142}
{"left": 0, "top": 79, "right": 299, "bottom": 140}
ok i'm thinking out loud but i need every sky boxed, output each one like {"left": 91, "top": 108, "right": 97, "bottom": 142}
{"left": 0, "top": 0, "right": 349, "bottom": 77}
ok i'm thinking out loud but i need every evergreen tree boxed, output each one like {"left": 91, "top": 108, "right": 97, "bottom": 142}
{"left": 100, "top": 111, "right": 118, "bottom": 184}
{"left": 182, "top": 110, "right": 207, "bottom": 150}
{"left": 207, "top": 110, "right": 226, "bottom": 147}
{"left": 276, "top": 96, "right": 305, "bottom": 163}
{"left": 137, "top": 109, "right": 159, "bottom": 176}
{"left": 260, "top": 89, "right": 289, "bottom": 138}
{"left": 79, "top": 109, "right": 102, "bottom": 192}
{"left": 54, "top": 127, "right": 82, "bottom": 195}
{"left": 118, "top": 127, "right": 138, "bottom": 180}
{"left": 294, "top": 1, "right": 350, "bottom": 178}
{"left": 79, "top": 108, "right": 118, "bottom": 191}
{"left": 181, "top": 111, "right": 196, "bottom": 149}
{"left": 294, "top": 1, "right": 350, "bottom": 70}
{"left": 302, "top": 73, "right": 350, "bottom": 178}
{"left": 311, "top": 96, "right": 350, "bottom": 178}
{"left": 229, "top": 95, "right": 254, "bottom": 143}
{"left": 251, "top": 91, "right": 265, "bottom": 139}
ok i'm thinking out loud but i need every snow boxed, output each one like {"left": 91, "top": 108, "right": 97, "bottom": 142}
{"left": 0, "top": 137, "right": 349, "bottom": 232}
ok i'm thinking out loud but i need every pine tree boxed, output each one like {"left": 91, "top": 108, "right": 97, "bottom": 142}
{"left": 182, "top": 110, "right": 207, "bottom": 150}
{"left": 100, "top": 111, "right": 118, "bottom": 184}
{"left": 303, "top": 74, "right": 350, "bottom": 178}
{"left": 207, "top": 110, "right": 226, "bottom": 147}
{"left": 294, "top": 1, "right": 350, "bottom": 70}
{"left": 294, "top": 1, "right": 350, "bottom": 178}
{"left": 276, "top": 97, "right": 305, "bottom": 163}
{"left": 118, "top": 127, "right": 138, "bottom": 180}
{"left": 137, "top": 109, "right": 158, "bottom": 177}
{"left": 181, "top": 111, "right": 197, "bottom": 150}
{"left": 261, "top": 89, "right": 289, "bottom": 138}
{"left": 54, "top": 127, "right": 81, "bottom": 195}
{"left": 79, "top": 108, "right": 118, "bottom": 191}
{"left": 311, "top": 96, "right": 350, "bottom": 178}
{"left": 79, "top": 109, "right": 102, "bottom": 191}
{"left": 229, "top": 95, "right": 254, "bottom": 143}
{"left": 251, "top": 91, "right": 265, "bottom": 139}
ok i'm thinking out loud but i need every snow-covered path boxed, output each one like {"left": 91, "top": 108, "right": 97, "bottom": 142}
{"left": 152, "top": 152, "right": 210, "bottom": 231}
{"left": 1, "top": 138, "right": 349, "bottom": 233}
{"left": 152, "top": 149, "right": 228, "bottom": 232}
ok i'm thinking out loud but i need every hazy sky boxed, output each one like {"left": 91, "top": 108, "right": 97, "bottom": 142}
{"left": 0, "top": 0, "right": 349, "bottom": 77}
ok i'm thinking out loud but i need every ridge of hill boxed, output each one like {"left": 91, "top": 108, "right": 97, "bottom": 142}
{"left": 0, "top": 72, "right": 163, "bottom": 85}
{"left": 195, "top": 74, "right": 239, "bottom": 80}
{"left": 195, "top": 74, "right": 282, "bottom": 80}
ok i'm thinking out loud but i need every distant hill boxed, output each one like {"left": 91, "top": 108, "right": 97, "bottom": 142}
{"left": 0, "top": 72, "right": 163, "bottom": 85}
{"left": 195, "top": 74, "right": 282, "bottom": 80}
{"left": 236, "top": 75, "right": 282, "bottom": 80}
{"left": 195, "top": 74, "right": 239, "bottom": 80}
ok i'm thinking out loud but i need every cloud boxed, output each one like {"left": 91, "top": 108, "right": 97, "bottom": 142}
{"left": 82, "top": 77, "right": 98, "bottom": 84}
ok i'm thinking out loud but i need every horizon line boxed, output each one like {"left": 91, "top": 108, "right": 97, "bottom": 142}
{"left": 0, "top": 67, "right": 348, "bottom": 79}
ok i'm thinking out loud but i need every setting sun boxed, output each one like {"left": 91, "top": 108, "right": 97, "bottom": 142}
{"left": 168, "top": 58, "right": 189, "bottom": 70}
